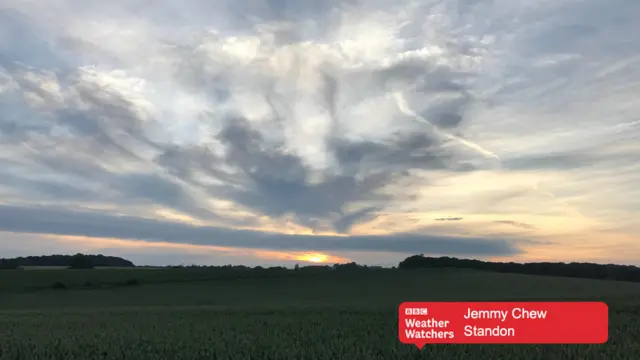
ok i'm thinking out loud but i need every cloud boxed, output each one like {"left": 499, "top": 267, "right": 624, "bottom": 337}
{"left": 158, "top": 114, "right": 476, "bottom": 232}
{"left": 0, "top": 2, "right": 492, "bottom": 235}
{"left": 494, "top": 221, "right": 537, "bottom": 230}
{"left": 0, "top": 232, "right": 353, "bottom": 266}
{"left": 0, "top": 204, "right": 521, "bottom": 256}
{"left": 0, "top": 0, "right": 639, "bottom": 264}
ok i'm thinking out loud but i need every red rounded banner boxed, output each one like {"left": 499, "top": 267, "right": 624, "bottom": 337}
{"left": 399, "top": 301, "right": 608, "bottom": 348}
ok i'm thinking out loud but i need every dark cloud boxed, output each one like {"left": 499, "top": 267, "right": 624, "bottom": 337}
{"left": 331, "top": 206, "right": 378, "bottom": 234}
{"left": 330, "top": 132, "right": 463, "bottom": 172}
{"left": 156, "top": 117, "right": 394, "bottom": 231}
{"left": 494, "top": 220, "right": 537, "bottom": 230}
{"left": 435, "top": 217, "right": 464, "bottom": 221}
{"left": 154, "top": 113, "right": 476, "bottom": 233}
{"left": 0, "top": 169, "right": 95, "bottom": 200}
{"left": 0, "top": 68, "right": 222, "bottom": 221}
{"left": 419, "top": 93, "right": 470, "bottom": 129}
{"left": 0, "top": 204, "right": 522, "bottom": 256}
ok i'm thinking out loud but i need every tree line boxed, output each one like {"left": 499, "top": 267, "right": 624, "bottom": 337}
{"left": 398, "top": 255, "right": 640, "bottom": 282}
{"left": 3, "top": 252, "right": 640, "bottom": 284}
{"left": 0, "top": 254, "right": 134, "bottom": 269}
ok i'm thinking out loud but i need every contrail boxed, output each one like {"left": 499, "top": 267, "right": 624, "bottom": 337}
{"left": 393, "top": 92, "right": 501, "bottom": 161}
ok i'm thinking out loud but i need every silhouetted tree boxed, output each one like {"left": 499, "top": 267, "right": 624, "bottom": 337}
{"left": 334, "top": 262, "right": 360, "bottom": 271}
{"left": 0, "top": 254, "right": 134, "bottom": 267}
{"left": 0, "top": 259, "right": 18, "bottom": 269}
{"left": 68, "top": 254, "right": 94, "bottom": 269}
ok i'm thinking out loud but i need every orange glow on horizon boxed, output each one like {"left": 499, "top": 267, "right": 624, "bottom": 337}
{"left": 296, "top": 253, "right": 331, "bottom": 264}
{"left": 34, "top": 233, "right": 351, "bottom": 264}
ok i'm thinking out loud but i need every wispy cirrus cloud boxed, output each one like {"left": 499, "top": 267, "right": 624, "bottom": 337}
{"left": 0, "top": 0, "right": 638, "bottom": 265}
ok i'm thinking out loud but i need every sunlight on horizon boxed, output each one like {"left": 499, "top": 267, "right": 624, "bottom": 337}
{"left": 296, "top": 253, "right": 331, "bottom": 264}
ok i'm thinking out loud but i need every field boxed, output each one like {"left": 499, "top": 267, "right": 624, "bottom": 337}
{"left": 1, "top": 267, "right": 639, "bottom": 359}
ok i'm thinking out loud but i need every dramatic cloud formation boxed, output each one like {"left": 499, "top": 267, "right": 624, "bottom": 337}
{"left": 0, "top": 0, "right": 638, "bottom": 266}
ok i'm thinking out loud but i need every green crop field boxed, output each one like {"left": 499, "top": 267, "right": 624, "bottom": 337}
{"left": 1, "top": 268, "right": 639, "bottom": 359}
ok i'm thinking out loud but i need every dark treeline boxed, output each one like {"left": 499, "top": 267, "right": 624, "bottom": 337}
{"left": 163, "top": 262, "right": 379, "bottom": 273}
{"left": 0, "top": 254, "right": 135, "bottom": 269}
{"left": 399, "top": 255, "right": 640, "bottom": 282}
{"left": 4, "top": 252, "right": 640, "bottom": 284}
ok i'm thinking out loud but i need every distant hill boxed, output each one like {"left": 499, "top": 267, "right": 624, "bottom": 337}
{"left": 399, "top": 255, "right": 640, "bottom": 283}
{"left": 0, "top": 254, "right": 135, "bottom": 269}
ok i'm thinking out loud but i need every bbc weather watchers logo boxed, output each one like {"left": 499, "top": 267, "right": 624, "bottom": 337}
{"left": 405, "top": 308, "right": 429, "bottom": 316}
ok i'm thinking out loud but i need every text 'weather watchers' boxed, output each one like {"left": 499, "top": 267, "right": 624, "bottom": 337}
{"left": 398, "top": 302, "right": 608, "bottom": 347}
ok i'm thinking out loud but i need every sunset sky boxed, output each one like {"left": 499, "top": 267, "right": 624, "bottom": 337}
{"left": 0, "top": 0, "right": 638, "bottom": 267}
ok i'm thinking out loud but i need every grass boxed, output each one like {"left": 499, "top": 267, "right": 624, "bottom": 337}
{"left": 1, "top": 268, "right": 639, "bottom": 359}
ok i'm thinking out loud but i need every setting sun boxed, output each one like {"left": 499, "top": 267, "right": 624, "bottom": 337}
{"left": 298, "top": 253, "right": 329, "bottom": 264}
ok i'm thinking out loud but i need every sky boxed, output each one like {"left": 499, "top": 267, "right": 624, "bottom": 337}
{"left": 0, "top": 0, "right": 639, "bottom": 267}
